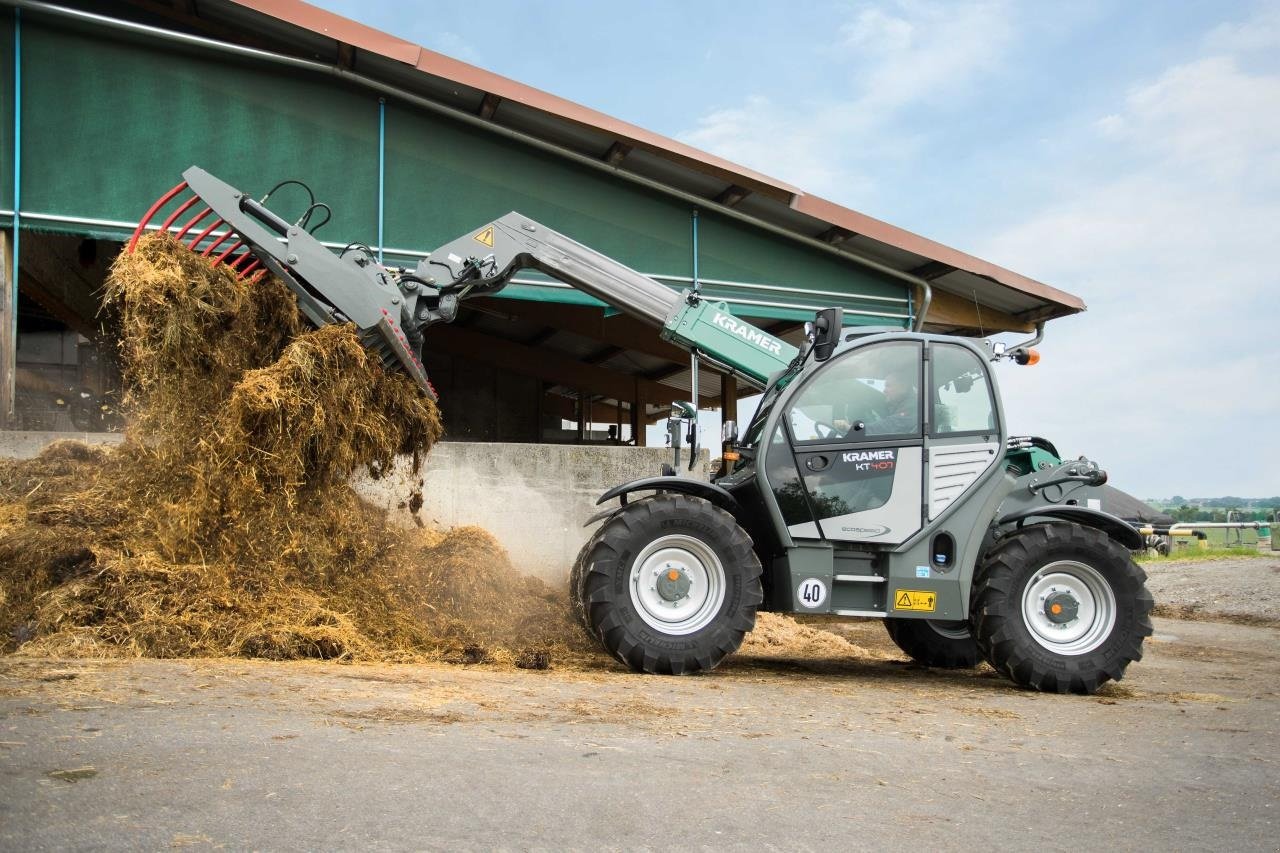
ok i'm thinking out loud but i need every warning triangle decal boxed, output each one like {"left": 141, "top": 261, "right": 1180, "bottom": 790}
{"left": 896, "top": 591, "right": 912, "bottom": 608}
{"left": 473, "top": 226, "right": 494, "bottom": 248}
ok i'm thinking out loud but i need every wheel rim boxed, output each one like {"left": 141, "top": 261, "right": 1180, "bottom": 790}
{"left": 1020, "top": 560, "right": 1116, "bottom": 655}
{"left": 629, "top": 534, "right": 726, "bottom": 636}
{"left": 926, "top": 620, "right": 970, "bottom": 641}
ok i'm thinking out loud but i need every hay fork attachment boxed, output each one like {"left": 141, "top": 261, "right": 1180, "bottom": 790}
{"left": 129, "top": 167, "right": 437, "bottom": 400}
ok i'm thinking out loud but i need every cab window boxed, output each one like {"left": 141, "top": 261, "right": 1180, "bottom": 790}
{"left": 930, "top": 344, "right": 997, "bottom": 436}
{"left": 786, "top": 341, "right": 922, "bottom": 443}
{"left": 764, "top": 424, "right": 816, "bottom": 528}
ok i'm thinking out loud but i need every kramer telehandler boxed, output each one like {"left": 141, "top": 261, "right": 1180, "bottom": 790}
{"left": 130, "top": 167, "right": 1153, "bottom": 694}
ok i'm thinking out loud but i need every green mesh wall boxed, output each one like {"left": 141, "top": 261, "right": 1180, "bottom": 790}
{"left": 7, "top": 15, "right": 910, "bottom": 324}
{"left": 17, "top": 19, "right": 377, "bottom": 238}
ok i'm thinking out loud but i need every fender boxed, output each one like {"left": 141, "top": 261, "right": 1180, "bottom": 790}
{"left": 596, "top": 477, "right": 740, "bottom": 512}
{"left": 997, "top": 505, "right": 1143, "bottom": 551}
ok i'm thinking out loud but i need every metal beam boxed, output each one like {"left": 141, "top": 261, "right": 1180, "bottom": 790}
{"left": 603, "top": 141, "right": 632, "bottom": 165}
{"left": 478, "top": 92, "right": 501, "bottom": 120}
{"left": 817, "top": 226, "right": 856, "bottom": 245}
{"left": 714, "top": 185, "right": 750, "bottom": 207}
{"left": 907, "top": 260, "right": 955, "bottom": 281}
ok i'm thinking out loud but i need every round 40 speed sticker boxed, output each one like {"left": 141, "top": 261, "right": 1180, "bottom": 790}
{"left": 797, "top": 577, "right": 828, "bottom": 608}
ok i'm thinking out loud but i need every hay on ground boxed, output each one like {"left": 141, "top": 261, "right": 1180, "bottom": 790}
{"left": 0, "top": 234, "right": 584, "bottom": 664}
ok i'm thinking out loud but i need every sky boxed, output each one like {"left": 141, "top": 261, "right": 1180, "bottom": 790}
{"left": 313, "top": 0, "right": 1279, "bottom": 499}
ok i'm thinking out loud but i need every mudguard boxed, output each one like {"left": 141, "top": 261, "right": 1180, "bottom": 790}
{"left": 596, "top": 477, "right": 740, "bottom": 512}
{"left": 997, "top": 505, "right": 1143, "bottom": 550}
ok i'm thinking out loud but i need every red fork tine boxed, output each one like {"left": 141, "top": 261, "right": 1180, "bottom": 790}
{"left": 175, "top": 206, "right": 213, "bottom": 241}
{"left": 213, "top": 240, "right": 244, "bottom": 267}
{"left": 239, "top": 259, "right": 263, "bottom": 280}
{"left": 230, "top": 252, "right": 255, "bottom": 271}
{"left": 158, "top": 195, "right": 200, "bottom": 235}
{"left": 187, "top": 217, "right": 226, "bottom": 252}
{"left": 201, "top": 230, "right": 234, "bottom": 257}
{"left": 127, "top": 180, "right": 188, "bottom": 252}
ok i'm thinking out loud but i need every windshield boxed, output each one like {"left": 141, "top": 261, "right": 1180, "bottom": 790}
{"left": 733, "top": 358, "right": 805, "bottom": 470}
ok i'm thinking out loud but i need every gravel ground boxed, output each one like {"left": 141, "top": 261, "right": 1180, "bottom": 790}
{"left": 1143, "top": 553, "right": 1280, "bottom": 624}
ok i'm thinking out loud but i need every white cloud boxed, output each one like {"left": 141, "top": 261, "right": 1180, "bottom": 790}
{"left": 835, "top": 0, "right": 1013, "bottom": 112}
{"left": 982, "top": 19, "right": 1280, "bottom": 497}
{"left": 680, "top": 0, "right": 1013, "bottom": 198}
{"left": 1204, "top": 4, "right": 1280, "bottom": 54}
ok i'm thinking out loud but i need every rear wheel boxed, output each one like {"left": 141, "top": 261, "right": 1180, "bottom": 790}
{"left": 581, "top": 493, "right": 762, "bottom": 674}
{"left": 884, "top": 618, "right": 980, "bottom": 668}
{"left": 972, "top": 522, "right": 1153, "bottom": 694}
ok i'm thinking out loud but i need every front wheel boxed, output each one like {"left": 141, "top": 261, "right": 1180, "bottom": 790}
{"left": 972, "top": 522, "right": 1154, "bottom": 694}
{"left": 580, "top": 493, "right": 763, "bottom": 674}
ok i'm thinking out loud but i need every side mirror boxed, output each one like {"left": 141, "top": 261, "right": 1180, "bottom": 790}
{"left": 811, "top": 307, "right": 843, "bottom": 362}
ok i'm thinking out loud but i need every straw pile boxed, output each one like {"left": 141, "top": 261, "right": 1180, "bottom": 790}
{"left": 0, "top": 234, "right": 582, "bottom": 663}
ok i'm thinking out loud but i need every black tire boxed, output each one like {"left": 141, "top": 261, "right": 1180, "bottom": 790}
{"left": 569, "top": 526, "right": 608, "bottom": 639}
{"left": 884, "top": 618, "right": 980, "bottom": 668}
{"left": 581, "top": 493, "right": 763, "bottom": 674}
{"left": 971, "top": 522, "right": 1154, "bottom": 695}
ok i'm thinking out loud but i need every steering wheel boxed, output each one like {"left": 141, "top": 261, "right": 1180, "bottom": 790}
{"left": 813, "top": 421, "right": 841, "bottom": 440}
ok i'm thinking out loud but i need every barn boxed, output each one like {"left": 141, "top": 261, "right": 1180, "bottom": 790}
{"left": 0, "top": 0, "right": 1084, "bottom": 449}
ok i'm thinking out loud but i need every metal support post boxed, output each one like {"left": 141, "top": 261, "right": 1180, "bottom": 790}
{"left": 0, "top": 230, "right": 14, "bottom": 428}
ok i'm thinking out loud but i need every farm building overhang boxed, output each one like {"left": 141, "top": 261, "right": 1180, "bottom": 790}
{"left": 0, "top": 0, "right": 1085, "bottom": 444}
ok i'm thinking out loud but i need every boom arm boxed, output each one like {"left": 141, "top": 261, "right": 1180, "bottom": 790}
{"left": 417, "top": 212, "right": 799, "bottom": 388}
{"left": 151, "top": 169, "right": 798, "bottom": 398}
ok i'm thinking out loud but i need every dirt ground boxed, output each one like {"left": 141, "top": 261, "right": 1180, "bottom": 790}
{"left": 1143, "top": 553, "right": 1280, "bottom": 624}
{"left": 2, "top": 556, "right": 1278, "bottom": 850}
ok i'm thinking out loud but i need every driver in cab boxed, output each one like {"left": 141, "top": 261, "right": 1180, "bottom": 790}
{"left": 832, "top": 357, "right": 919, "bottom": 438}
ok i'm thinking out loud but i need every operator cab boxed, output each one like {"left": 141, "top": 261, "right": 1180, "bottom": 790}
{"left": 739, "top": 331, "right": 1004, "bottom": 548}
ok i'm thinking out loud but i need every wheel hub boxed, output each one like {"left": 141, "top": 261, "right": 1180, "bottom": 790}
{"left": 655, "top": 565, "right": 692, "bottom": 602}
{"left": 1043, "top": 591, "right": 1079, "bottom": 624}
{"left": 628, "top": 534, "right": 727, "bottom": 636}
{"left": 1020, "top": 560, "right": 1117, "bottom": 655}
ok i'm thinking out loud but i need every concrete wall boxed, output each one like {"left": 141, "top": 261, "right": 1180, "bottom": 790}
{"left": 0, "top": 432, "right": 707, "bottom": 582}
{"left": 353, "top": 442, "right": 710, "bottom": 581}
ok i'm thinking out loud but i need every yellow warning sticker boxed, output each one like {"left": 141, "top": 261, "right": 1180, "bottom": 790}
{"left": 473, "top": 226, "right": 494, "bottom": 248}
{"left": 894, "top": 590, "right": 937, "bottom": 612}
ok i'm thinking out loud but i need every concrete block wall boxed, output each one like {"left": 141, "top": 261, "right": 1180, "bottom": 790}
{"left": 353, "top": 442, "right": 710, "bottom": 580}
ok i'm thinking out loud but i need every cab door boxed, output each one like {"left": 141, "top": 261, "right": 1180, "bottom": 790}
{"left": 775, "top": 340, "right": 924, "bottom": 546}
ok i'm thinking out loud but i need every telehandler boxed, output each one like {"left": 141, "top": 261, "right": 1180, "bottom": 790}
{"left": 129, "top": 167, "right": 1154, "bottom": 694}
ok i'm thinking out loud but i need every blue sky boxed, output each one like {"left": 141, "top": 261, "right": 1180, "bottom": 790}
{"left": 314, "top": 0, "right": 1279, "bottom": 499}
